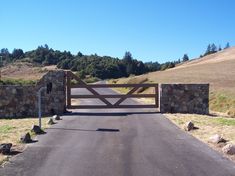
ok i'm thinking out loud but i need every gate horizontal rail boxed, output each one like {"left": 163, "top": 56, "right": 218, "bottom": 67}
{"left": 70, "top": 94, "right": 155, "bottom": 98}
{"left": 67, "top": 105, "right": 157, "bottom": 109}
{"left": 71, "top": 83, "right": 158, "bottom": 88}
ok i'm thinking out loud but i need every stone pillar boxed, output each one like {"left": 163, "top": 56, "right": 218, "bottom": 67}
{"left": 159, "top": 84, "right": 209, "bottom": 114}
{"left": 36, "top": 70, "right": 66, "bottom": 115}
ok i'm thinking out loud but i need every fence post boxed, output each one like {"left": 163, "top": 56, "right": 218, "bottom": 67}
{"left": 37, "top": 87, "right": 46, "bottom": 128}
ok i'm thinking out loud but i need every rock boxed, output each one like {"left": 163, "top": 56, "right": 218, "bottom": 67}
{"left": 0, "top": 143, "right": 12, "bottom": 154}
{"left": 209, "top": 134, "right": 226, "bottom": 144}
{"left": 222, "top": 144, "right": 235, "bottom": 155}
{"left": 20, "top": 133, "right": 32, "bottom": 143}
{"left": 47, "top": 118, "right": 55, "bottom": 125}
{"left": 53, "top": 115, "right": 61, "bottom": 120}
{"left": 184, "top": 121, "right": 194, "bottom": 131}
{"left": 31, "top": 125, "right": 44, "bottom": 134}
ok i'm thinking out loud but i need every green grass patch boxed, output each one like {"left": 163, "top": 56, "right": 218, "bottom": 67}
{"left": 84, "top": 77, "right": 100, "bottom": 83}
{"left": 0, "top": 125, "right": 15, "bottom": 133}
{"left": 209, "top": 92, "right": 235, "bottom": 113}
{"left": 70, "top": 77, "right": 100, "bottom": 85}
{"left": 214, "top": 118, "right": 235, "bottom": 126}
{"left": 0, "top": 78, "right": 37, "bottom": 85}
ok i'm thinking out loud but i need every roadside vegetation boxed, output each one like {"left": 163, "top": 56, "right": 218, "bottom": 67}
{"left": 0, "top": 78, "right": 37, "bottom": 86}
{"left": 210, "top": 92, "right": 235, "bottom": 117}
{"left": 165, "top": 113, "right": 235, "bottom": 162}
{"left": 0, "top": 117, "right": 49, "bottom": 165}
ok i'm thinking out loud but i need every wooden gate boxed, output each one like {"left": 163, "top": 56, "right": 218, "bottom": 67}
{"left": 66, "top": 71, "right": 159, "bottom": 109}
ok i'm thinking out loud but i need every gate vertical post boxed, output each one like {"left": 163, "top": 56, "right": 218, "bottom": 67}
{"left": 155, "top": 85, "right": 159, "bottom": 108}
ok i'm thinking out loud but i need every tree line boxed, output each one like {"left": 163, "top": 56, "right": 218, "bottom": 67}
{"left": 0, "top": 42, "right": 231, "bottom": 79}
{"left": 202, "top": 42, "right": 230, "bottom": 57}
{"left": 0, "top": 45, "right": 181, "bottom": 79}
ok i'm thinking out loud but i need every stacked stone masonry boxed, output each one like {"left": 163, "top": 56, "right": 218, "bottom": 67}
{"left": 159, "top": 84, "right": 209, "bottom": 114}
{"left": 0, "top": 71, "right": 66, "bottom": 118}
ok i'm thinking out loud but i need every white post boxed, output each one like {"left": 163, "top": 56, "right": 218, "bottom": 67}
{"left": 38, "top": 87, "right": 46, "bottom": 128}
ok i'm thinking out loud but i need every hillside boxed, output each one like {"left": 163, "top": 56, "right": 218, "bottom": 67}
{"left": 112, "top": 47, "right": 235, "bottom": 114}
{"left": 1, "top": 62, "right": 57, "bottom": 80}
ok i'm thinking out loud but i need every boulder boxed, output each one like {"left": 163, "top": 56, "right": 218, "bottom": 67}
{"left": 31, "top": 125, "right": 44, "bottom": 134}
{"left": 20, "top": 133, "right": 32, "bottom": 143}
{"left": 0, "top": 143, "right": 12, "bottom": 154}
{"left": 184, "top": 121, "right": 194, "bottom": 131}
{"left": 53, "top": 115, "right": 61, "bottom": 120}
{"left": 47, "top": 118, "right": 55, "bottom": 125}
{"left": 209, "top": 134, "right": 226, "bottom": 144}
{"left": 222, "top": 144, "right": 235, "bottom": 155}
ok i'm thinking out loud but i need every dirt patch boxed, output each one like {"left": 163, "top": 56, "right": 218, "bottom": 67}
{"left": 165, "top": 113, "right": 235, "bottom": 163}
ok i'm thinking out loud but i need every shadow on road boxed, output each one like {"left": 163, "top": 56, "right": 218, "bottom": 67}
{"left": 47, "top": 127, "right": 120, "bottom": 132}
{"left": 96, "top": 128, "right": 120, "bottom": 132}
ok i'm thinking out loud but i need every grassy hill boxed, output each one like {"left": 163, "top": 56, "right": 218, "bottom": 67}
{"left": 1, "top": 61, "right": 57, "bottom": 81}
{"left": 110, "top": 47, "right": 235, "bottom": 115}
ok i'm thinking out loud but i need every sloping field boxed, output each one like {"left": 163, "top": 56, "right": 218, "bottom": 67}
{"left": 1, "top": 62, "right": 57, "bottom": 80}
{"left": 112, "top": 47, "right": 235, "bottom": 113}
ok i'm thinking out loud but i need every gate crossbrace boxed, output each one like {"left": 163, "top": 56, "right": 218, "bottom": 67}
{"left": 68, "top": 72, "right": 112, "bottom": 106}
{"left": 114, "top": 87, "right": 139, "bottom": 106}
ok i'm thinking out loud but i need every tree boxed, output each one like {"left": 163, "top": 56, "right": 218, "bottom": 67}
{"left": 205, "top": 44, "right": 211, "bottom": 56}
{"left": 211, "top": 43, "right": 217, "bottom": 53}
{"left": 123, "top": 51, "right": 133, "bottom": 63}
{"left": 182, "top": 54, "right": 189, "bottom": 62}
{"left": 12, "top": 49, "right": 24, "bottom": 59}
{"left": 0, "top": 48, "right": 9, "bottom": 55}
{"left": 218, "top": 45, "right": 222, "bottom": 51}
{"left": 122, "top": 51, "right": 134, "bottom": 76}
{"left": 77, "top": 51, "right": 83, "bottom": 57}
{"left": 225, "top": 42, "right": 230, "bottom": 49}
{"left": 44, "top": 44, "right": 49, "bottom": 50}
{"left": 145, "top": 61, "right": 161, "bottom": 72}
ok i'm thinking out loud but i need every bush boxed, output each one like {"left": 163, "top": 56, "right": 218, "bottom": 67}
{"left": 0, "top": 78, "right": 36, "bottom": 85}
{"left": 227, "top": 108, "right": 235, "bottom": 118}
{"left": 84, "top": 77, "right": 100, "bottom": 83}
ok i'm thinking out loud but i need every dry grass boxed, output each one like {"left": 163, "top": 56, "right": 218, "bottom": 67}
{"left": 71, "top": 99, "right": 80, "bottom": 105}
{"left": 165, "top": 113, "right": 235, "bottom": 162}
{"left": 110, "top": 47, "right": 235, "bottom": 114}
{"left": 144, "top": 48, "right": 235, "bottom": 96}
{"left": 1, "top": 62, "right": 58, "bottom": 81}
{"left": 108, "top": 77, "right": 156, "bottom": 104}
{"left": 109, "top": 76, "right": 153, "bottom": 94}
{"left": 0, "top": 117, "right": 50, "bottom": 165}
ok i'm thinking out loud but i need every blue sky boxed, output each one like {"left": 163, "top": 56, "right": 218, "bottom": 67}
{"left": 0, "top": 0, "right": 234, "bottom": 63}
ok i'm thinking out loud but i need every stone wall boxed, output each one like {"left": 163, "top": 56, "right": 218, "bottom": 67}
{"left": 0, "top": 70, "right": 66, "bottom": 118}
{"left": 0, "top": 86, "right": 36, "bottom": 117}
{"left": 159, "top": 84, "right": 209, "bottom": 114}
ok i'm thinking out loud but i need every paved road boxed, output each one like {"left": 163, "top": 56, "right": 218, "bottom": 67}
{"left": 1, "top": 86, "right": 235, "bottom": 176}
